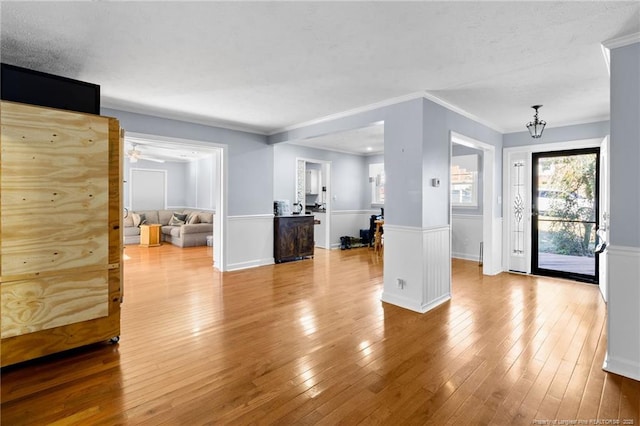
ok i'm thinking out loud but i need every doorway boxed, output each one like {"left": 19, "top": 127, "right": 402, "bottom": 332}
{"left": 295, "top": 158, "right": 331, "bottom": 249}
{"left": 450, "top": 132, "right": 500, "bottom": 275}
{"left": 532, "top": 148, "right": 600, "bottom": 283}
{"left": 125, "top": 132, "right": 227, "bottom": 271}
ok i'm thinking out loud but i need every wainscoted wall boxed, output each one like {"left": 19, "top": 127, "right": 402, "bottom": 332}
{"left": 382, "top": 225, "right": 451, "bottom": 313}
{"left": 603, "top": 245, "right": 640, "bottom": 381}
{"left": 422, "top": 226, "right": 452, "bottom": 311}
{"left": 226, "top": 215, "right": 274, "bottom": 271}
{"left": 451, "top": 214, "right": 483, "bottom": 261}
{"left": 226, "top": 211, "right": 378, "bottom": 270}
{"left": 329, "top": 210, "right": 378, "bottom": 248}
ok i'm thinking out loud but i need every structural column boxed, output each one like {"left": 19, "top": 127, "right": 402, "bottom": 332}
{"left": 381, "top": 98, "right": 451, "bottom": 313}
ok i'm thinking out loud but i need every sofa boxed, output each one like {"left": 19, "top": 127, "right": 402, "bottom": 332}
{"left": 123, "top": 209, "right": 214, "bottom": 248}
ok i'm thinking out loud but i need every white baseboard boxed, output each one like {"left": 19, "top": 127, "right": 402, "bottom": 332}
{"left": 452, "top": 252, "right": 480, "bottom": 261}
{"left": 226, "top": 258, "right": 275, "bottom": 272}
{"left": 420, "top": 293, "right": 452, "bottom": 313}
{"left": 382, "top": 291, "right": 451, "bottom": 314}
{"left": 380, "top": 292, "right": 422, "bottom": 312}
{"left": 603, "top": 352, "right": 640, "bottom": 381}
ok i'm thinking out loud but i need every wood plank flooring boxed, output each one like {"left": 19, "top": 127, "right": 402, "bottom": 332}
{"left": 1, "top": 245, "right": 638, "bottom": 425}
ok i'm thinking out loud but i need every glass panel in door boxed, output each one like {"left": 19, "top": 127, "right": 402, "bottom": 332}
{"left": 532, "top": 148, "right": 599, "bottom": 283}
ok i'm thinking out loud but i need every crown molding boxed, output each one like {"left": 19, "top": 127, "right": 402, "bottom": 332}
{"left": 101, "top": 97, "right": 269, "bottom": 136}
{"left": 286, "top": 139, "right": 383, "bottom": 157}
{"left": 421, "top": 91, "right": 504, "bottom": 134}
{"left": 268, "top": 92, "right": 427, "bottom": 136}
{"left": 602, "top": 32, "right": 640, "bottom": 50}
{"left": 270, "top": 90, "right": 505, "bottom": 136}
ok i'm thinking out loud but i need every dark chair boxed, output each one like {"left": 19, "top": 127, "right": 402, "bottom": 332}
{"left": 368, "top": 214, "right": 383, "bottom": 247}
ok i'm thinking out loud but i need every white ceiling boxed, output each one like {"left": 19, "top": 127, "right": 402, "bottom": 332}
{"left": 289, "top": 122, "right": 385, "bottom": 155}
{"left": 2, "top": 2, "right": 639, "bottom": 153}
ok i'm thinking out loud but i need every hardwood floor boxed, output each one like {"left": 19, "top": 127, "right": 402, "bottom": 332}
{"left": 1, "top": 245, "right": 638, "bottom": 425}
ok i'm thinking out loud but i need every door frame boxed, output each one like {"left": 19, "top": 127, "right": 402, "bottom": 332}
{"left": 126, "top": 132, "right": 228, "bottom": 271}
{"left": 450, "top": 131, "right": 501, "bottom": 275}
{"left": 503, "top": 137, "right": 604, "bottom": 276}
{"left": 295, "top": 157, "right": 331, "bottom": 249}
{"left": 531, "top": 147, "right": 600, "bottom": 284}
{"left": 598, "top": 136, "right": 609, "bottom": 300}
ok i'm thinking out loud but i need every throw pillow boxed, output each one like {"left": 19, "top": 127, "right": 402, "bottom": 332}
{"left": 198, "top": 212, "right": 213, "bottom": 223}
{"left": 132, "top": 213, "right": 147, "bottom": 227}
{"left": 187, "top": 212, "right": 200, "bottom": 224}
{"left": 169, "top": 213, "right": 188, "bottom": 226}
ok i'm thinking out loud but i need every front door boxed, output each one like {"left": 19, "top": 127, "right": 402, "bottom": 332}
{"left": 532, "top": 148, "right": 600, "bottom": 283}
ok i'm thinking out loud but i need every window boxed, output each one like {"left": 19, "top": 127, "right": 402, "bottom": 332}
{"left": 369, "top": 163, "right": 385, "bottom": 205}
{"left": 451, "top": 154, "right": 478, "bottom": 207}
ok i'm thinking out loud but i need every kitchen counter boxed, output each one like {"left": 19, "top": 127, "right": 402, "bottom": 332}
{"left": 275, "top": 213, "right": 325, "bottom": 218}
{"left": 305, "top": 205, "right": 326, "bottom": 214}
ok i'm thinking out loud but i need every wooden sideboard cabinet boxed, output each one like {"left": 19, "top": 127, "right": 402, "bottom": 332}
{"left": 274, "top": 215, "right": 314, "bottom": 263}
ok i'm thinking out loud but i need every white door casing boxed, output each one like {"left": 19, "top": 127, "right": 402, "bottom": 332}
{"left": 450, "top": 132, "right": 501, "bottom": 275}
{"left": 502, "top": 138, "right": 605, "bottom": 276}
{"left": 599, "top": 136, "right": 610, "bottom": 301}
{"left": 126, "top": 132, "right": 227, "bottom": 271}
{"left": 296, "top": 157, "right": 331, "bottom": 250}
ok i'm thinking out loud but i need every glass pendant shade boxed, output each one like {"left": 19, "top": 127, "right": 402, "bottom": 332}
{"left": 526, "top": 105, "right": 546, "bottom": 138}
{"left": 527, "top": 120, "right": 546, "bottom": 138}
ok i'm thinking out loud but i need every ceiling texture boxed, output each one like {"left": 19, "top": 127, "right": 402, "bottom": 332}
{"left": 2, "top": 1, "right": 639, "bottom": 154}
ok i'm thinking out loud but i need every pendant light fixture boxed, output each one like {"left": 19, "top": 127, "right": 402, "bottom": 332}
{"left": 526, "top": 105, "right": 546, "bottom": 138}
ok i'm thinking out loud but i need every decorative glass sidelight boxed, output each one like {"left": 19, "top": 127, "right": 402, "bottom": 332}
{"left": 512, "top": 160, "right": 525, "bottom": 255}
{"left": 296, "top": 159, "right": 305, "bottom": 205}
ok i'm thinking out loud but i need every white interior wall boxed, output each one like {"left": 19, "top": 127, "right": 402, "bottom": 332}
{"left": 124, "top": 157, "right": 188, "bottom": 209}
{"left": 330, "top": 210, "right": 378, "bottom": 248}
{"left": 451, "top": 215, "right": 483, "bottom": 261}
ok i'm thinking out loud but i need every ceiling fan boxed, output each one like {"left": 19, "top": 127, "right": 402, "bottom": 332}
{"left": 127, "top": 143, "right": 165, "bottom": 163}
